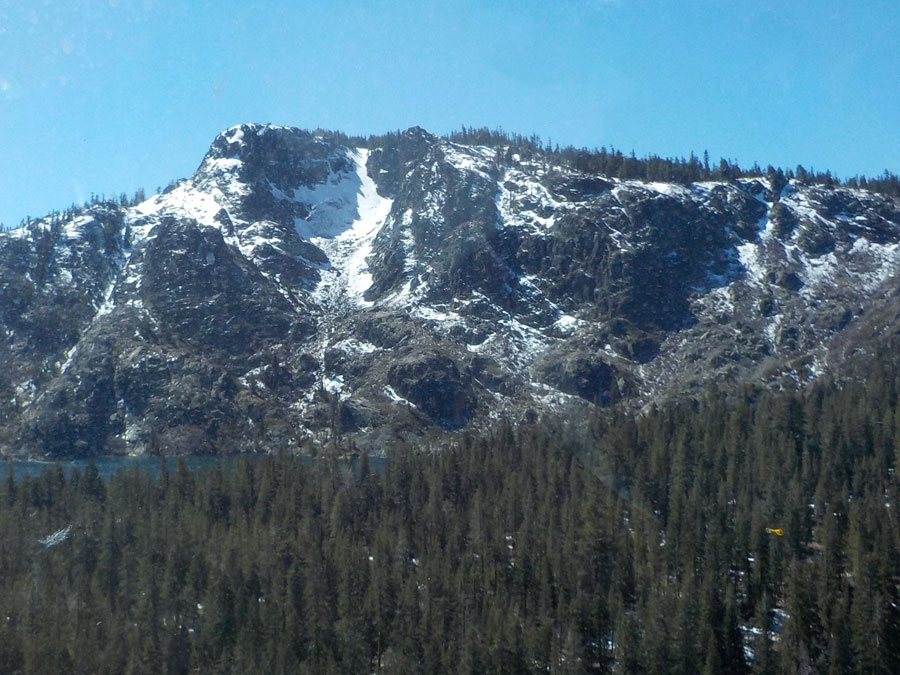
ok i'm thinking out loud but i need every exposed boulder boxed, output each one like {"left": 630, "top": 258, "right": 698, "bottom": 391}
{"left": 536, "top": 351, "right": 616, "bottom": 404}
{"left": 387, "top": 350, "right": 476, "bottom": 430}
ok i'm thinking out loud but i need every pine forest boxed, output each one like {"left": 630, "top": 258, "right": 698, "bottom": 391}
{"left": 2, "top": 347, "right": 900, "bottom": 674}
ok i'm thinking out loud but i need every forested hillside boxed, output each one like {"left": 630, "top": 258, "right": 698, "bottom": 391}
{"left": 1, "top": 349, "right": 899, "bottom": 673}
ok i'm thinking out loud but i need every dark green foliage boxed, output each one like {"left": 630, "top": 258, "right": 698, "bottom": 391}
{"left": 2, "top": 358, "right": 900, "bottom": 673}
{"left": 442, "top": 125, "right": 900, "bottom": 198}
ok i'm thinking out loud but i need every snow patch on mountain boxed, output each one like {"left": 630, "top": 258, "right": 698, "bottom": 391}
{"left": 307, "top": 148, "right": 393, "bottom": 310}
{"left": 764, "top": 314, "right": 783, "bottom": 347}
{"left": 848, "top": 239, "right": 900, "bottom": 289}
{"left": 644, "top": 181, "right": 694, "bottom": 198}
{"left": 736, "top": 213, "right": 777, "bottom": 287}
{"left": 412, "top": 305, "right": 466, "bottom": 328}
{"left": 379, "top": 209, "right": 425, "bottom": 309}
{"left": 441, "top": 142, "right": 494, "bottom": 180}
{"left": 798, "top": 251, "right": 838, "bottom": 294}
{"left": 131, "top": 178, "right": 244, "bottom": 252}
{"left": 232, "top": 220, "right": 289, "bottom": 259}
{"left": 330, "top": 337, "right": 379, "bottom": 355}
{"left": 322, "top": 374, "right": 346, "bottom": 397}
{"left": 383, "top": 385, "right": 416, "bottom": 408}
{"left": 62, "top": 215, "right": 92, "bottom": 241}
{"left": 553, "top": 314, "right": 584, "bottom": 334}
{"left": 224, "top": 125, "right": 245, "bottom": 145}
{"left": 467, "top": 313, "right": 549, "bottom": 371}
{"left": 497, "top": 168, "right": 566, "bottom": 233}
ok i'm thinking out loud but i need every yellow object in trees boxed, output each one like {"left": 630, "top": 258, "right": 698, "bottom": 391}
{"left": 765, "top": 528, "right": 784, "bottom": 536}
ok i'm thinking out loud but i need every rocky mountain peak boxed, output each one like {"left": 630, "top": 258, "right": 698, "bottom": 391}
{"left": 2, "top": 124, "right": 900, "bottom": 457}
{"left": 200, "top": 123, "right": 350, "bottom": 190}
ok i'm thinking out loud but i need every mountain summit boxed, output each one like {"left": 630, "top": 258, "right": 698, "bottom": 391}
{"left": 2, "top": 124, "right": 900, "bottom": 457}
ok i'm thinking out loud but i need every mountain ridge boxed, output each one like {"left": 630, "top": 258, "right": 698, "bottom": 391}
{"left": 2, "top": 123, "right": 900, "bottom": 457}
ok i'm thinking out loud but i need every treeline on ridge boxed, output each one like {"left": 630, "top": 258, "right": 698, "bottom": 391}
{"left": 442, "top": 125, "right": 900, "bottom": 198}
{"left": 7, "top": 124, "right": 899, "bottom": 233}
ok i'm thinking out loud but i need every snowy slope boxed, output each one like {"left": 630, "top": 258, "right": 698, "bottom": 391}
{"left": 306, "top": 148, "right": 394, "bottom": 310}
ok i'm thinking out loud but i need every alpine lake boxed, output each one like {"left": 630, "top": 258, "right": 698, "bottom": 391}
{"left": 1, "top": 452, "right": 383, "bottom": 482}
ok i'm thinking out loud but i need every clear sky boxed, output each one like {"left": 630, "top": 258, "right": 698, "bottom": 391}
{"left": 1, "top": 0, "right": 898, "bottom": 228}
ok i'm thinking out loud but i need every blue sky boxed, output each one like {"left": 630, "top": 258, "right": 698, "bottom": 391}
{"left": 1, "top": 0, "right": 898, "bottom": 227}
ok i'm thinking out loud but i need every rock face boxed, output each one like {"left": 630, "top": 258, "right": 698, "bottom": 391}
{"left": 386, "top": 350, "right": 476, "bottom": 430}
{"left": 2, "top": 122, "right": 900, "bottom": 457}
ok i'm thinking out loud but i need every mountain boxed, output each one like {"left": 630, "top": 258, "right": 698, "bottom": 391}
{"left": 2, "top": 123, "right": 900, "bottom": 457}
